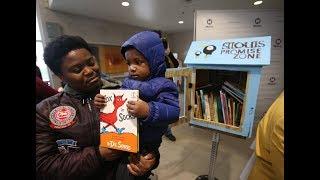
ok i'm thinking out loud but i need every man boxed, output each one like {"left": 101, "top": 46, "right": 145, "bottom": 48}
{"left": 36, "top": 35, "right": 157, "bottom": 179}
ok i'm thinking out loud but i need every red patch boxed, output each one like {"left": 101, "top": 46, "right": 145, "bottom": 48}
{"left": 49, "top": 106, "right": 76, "bottom": 129}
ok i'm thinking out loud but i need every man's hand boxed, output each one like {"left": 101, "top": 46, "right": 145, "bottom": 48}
{"left": 127, "top": 153, "right": 156, "bottom": 176}
{"left": 94, "top": 94, "right": 106, "bottom": 109}
{"left": 99, "top": 146, "right": 123, "bottom": 161}
{"left": 127, "top": 98, "right": 149, "bottom": 118}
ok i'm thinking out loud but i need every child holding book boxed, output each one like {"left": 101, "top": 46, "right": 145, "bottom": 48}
{"left": 94, "top": 31, "right": 180, "bottom": 179}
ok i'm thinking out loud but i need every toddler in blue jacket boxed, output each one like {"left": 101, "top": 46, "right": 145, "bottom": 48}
{"left": 94, "top": 31, "right": 180, "bottom": 179}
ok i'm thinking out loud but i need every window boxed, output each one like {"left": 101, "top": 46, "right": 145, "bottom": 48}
{"left": 36, "top": 14, "right": 50, "bottom": 83}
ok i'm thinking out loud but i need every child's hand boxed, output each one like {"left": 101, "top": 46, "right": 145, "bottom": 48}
{"left": 94, "top": 94, "right": 106, "bottom": 109}
{"left": 127, "top": 98, "right": 149, "bottom": 118}
{"left": 127, "top": 152, "right": 156, "bottom": 176}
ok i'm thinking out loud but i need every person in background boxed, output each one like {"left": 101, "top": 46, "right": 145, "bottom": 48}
{"left": 36, "top": 65, "right": 43, "bottom": 80}
{"left": 248, "top": 91, "right": 284, "bottom": 180}
{"left": 153, "top": 30, "right": 179, "bottom": 142}
{"left": 36, "top": 56, "right": 58, "bottom": 104}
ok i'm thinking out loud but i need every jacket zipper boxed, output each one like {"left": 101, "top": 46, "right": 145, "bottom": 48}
{"left": 86, "top": 98, "right": 99, "bottom": 146}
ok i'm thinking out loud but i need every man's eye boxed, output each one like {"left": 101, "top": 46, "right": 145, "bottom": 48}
{"left": 72, "top": 67, "right": 82, "bottom": 73}
{"left": 87, "top": 58, "right": 95, "bottom": 66}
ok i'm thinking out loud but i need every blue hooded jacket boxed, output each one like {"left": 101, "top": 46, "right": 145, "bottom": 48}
{"left": 121, "top": 31, "right": 180, "bottom": 146}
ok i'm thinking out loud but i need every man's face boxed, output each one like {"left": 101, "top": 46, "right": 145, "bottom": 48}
{"left": 125, "top": 49, "right": 150, "bottom": 81}
{"left": 60, "top": 48, "right": 101, "bottom": 93}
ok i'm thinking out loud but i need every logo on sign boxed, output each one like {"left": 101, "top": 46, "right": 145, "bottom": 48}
{"left": 273, "top": 38, "right": 282, "bottom": 48}
{"left": 253, "top": 18, "right": 262, "bottom": 27}
{"left": 203, "top": 45, "right": 216, "bottom": 55}
{"left": 205, "top": 18, "right": 213, "bottom": 28}
{"left": 268, "top": 76, "right": 277, "bottom": 85}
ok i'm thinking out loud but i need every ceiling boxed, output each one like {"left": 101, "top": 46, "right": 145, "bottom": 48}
{"left": 48, "top": 0, "right": 283, "bottom": 33}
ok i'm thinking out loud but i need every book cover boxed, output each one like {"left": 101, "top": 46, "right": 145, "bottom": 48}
{"left": 208, "top": 92, "right": 216, "bottom": 122}
{"left": 235, "top": 103, "right": 243, "bottom": 127}
{"left": 227, "top": 98, "right": 232, "bottom": 125}
{"left": 199, "top": 90, "right": 207, "bottom": 120}
{"left": 216, "top": 95, "right": 224, "bottom": 123}
{"left": 222, "top": 85, "right": 243, "bottom": 103}
{"left": 195, "top": 91, "right": 203, "bottom": 119}
{"left": 99, "top": 89, "right": 139, "bottom": 153}
{"left": 224, "top": 81, "right": 245, "bottom": 99}
{"left": 232, "top": 101, "right": 236, "bottom": 126}
{"left": 213, "top": 94, "right": 219, "bottom": 123}
{"left": 204, "top": 94, "right": 211, "bottom": 121}
{"left": 220, "top": 90, "right": 227, "bottom": 124}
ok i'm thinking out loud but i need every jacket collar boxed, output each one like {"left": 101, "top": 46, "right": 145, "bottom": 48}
{"left": 63, "top": 78, "right": 122, "bottom": 101}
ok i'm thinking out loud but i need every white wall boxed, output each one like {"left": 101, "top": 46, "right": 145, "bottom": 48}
{"left": 194, "top": 9, "right": 284, "bottom": 121}
{"left": 37, "top": 0, "right": 147, "bottom": 88}
{"left": 167, "top": 31, "right": 193, "bottom": 66}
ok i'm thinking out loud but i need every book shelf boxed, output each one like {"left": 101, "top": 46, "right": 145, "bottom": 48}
{"left": 174, "top": 36, "right": 271, "bottom": 138}
{"left": 194, "top": 69, "right": 247, "bottom": 129}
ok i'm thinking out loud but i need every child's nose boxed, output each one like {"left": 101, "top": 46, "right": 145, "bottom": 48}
{"left": 129, "top": 65, "right": 137, "bottom": 72}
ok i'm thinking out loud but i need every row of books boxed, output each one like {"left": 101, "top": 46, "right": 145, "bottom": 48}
{"left": 194, "top": 82, "right": 245, "bottom": 127}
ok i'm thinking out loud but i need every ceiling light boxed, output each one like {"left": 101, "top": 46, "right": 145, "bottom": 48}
{"left": 178, "top": 21, "right": 184, "bottom": 24}
{"left": 121, "top": 1, "right": 130, "bottom": 7}
{"left": 253, "top": 1, "right": 263, "bottom": 5}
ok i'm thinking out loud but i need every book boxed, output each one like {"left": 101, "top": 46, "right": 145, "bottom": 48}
{"left": 232, "top": 100, "right": 236, "bottom": 126}
{"left": 222, "top": 85, "right": 243, "bottom": 103}
{"left": 224, "top": 81, "right": 245, "bottom": 99}
{"left": 204, "top": 94, "right": 211, "bottom": 121}
{"left": 213, "top": 94, "right": 219, "bottom": 123}
{"left": 216, "top": 95, "right": 224, "bottom": 123}
{"left": 220, "top": 90, "right": 228, "bottom": 124}
{"left": 195, "top": 91, "right": 203, "bottom": 119}
{"left": 235, "top": 103, "right": 243, "bottom": 127}
{"left": 99, "top": 89, "right": 139, "bottom": 153}
{"left": 199, "top": 90, "right": 207, "bottom": 120}
{"left": 208, "top": 92, "right": 216, "bottom": 122}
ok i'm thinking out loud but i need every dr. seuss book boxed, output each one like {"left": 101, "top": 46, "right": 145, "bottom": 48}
{"left": 99, "top": 89, "right": 139, "bottom": 153}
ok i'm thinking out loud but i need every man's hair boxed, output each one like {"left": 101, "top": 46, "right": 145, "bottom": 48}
{"left": 43, "top": 35, "right": 92, "bottom": 75}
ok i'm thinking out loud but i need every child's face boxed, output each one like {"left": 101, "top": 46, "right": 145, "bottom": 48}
{"left": 125, "top": 49, "right": 150, "bottom": 81}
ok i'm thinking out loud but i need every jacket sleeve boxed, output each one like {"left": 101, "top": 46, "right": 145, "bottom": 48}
{"left": 36, "top": 106, "right": 105, "bottom": 179}
{"left": 143, "top": 81, "right": 180, "bottom": 126}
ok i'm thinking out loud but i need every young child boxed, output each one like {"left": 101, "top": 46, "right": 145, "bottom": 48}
{"left": 94, "top": 31, "right": 180, "bottom": 178}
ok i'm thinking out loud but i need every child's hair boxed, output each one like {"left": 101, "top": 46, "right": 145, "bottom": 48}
{"left": 43, "top": 35, "right": 92, "bottom": 76}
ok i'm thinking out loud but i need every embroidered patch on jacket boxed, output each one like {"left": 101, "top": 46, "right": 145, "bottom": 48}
{"left": 49, "top": 106, "right": 76, "bottom": 129}
{"left": 56, "top": 139, "right": 79, "bottom": 153}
